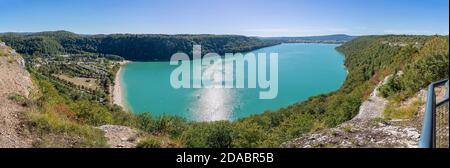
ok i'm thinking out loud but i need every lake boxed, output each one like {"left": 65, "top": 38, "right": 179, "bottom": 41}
{"left": 120, "top": 43, "right": 347, "bottom": 121}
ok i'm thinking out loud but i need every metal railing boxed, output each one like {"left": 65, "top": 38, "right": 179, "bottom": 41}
{"left": 419, "top": 79, "right": 449, "bottom": 148}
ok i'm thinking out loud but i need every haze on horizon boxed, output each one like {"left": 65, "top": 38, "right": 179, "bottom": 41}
{"left": 0, "top": 0, "right": 448, "bottom": 36}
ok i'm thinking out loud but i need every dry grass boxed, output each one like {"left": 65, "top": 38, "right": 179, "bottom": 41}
{"left": 384, "top": 98, "right": 422, "bottom": 120}
{"left": 0, "top": 47, "right": 11, "bottom": 57}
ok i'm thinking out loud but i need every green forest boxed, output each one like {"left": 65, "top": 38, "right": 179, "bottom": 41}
{"left": 0, "top": 31, "right": 278, "bottom": 61}
{"left": 7, "top": 33, "right": 449, "bottom": 147}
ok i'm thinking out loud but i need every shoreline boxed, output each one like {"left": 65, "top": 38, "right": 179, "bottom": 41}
{"left": 113, "top": 60, "right": 130, "bottom": 110}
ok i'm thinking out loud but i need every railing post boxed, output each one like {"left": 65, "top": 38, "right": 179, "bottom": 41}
{"left": 419, "top": 79, "right": 449, "bottom": 148}
{"left": 419, "top": 83, "right": 436, "bottom": 148}
{"left": 445, "top": 81, "right": 449, "bottom": 99}
{"left": 431, "top": 88, "right": 436, "bottom": 148}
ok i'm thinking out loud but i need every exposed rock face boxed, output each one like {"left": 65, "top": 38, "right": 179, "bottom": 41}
{"left": 282, "top": 119, "right": 420, "bottom": 148}
{"left": 97, "top": 125, "right": 141, "bottom": 148}
{"left": 0, "top": 46, "right": 34, "bottom": 148}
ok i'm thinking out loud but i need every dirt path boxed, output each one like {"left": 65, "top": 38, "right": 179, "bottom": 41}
{"left": 0, "top": 51, "right": 34, "bottom": 148}
{"left": 352, "top": 75, "right": 390, "bottom": 120}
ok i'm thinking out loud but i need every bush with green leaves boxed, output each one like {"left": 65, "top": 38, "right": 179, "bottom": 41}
{"left": 71, "top": 100, "right": 113, "bottom": 126}
{"left": 152, "top": 116, "right": 188, "bottom": 138}
{"left": 182, "top": 121, "right": 233, "bottom": 148}
{"left": 136, "top": 112, "right": 154, "bottom": 133}
{"left": 136, "top": 137, "right": 162, "bottom": 148}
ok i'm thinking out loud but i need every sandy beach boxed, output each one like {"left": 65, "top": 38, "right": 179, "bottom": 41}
{"left": 113, "top": 60, "right": 130, "bottom": 109}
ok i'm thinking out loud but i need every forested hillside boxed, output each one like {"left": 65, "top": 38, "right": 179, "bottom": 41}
{"left": 260, "top": 34, "right": 356, "bottom": 43}
{"left": 0, "top": 31, "right": 278, "bottom": 61}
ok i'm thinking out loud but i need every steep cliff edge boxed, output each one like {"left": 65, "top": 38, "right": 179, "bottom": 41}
{"left": 0, "top": 44, "right": 34, "bottom": 148}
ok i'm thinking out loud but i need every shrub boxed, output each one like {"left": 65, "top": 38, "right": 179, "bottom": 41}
{"left": 153, "top": 116, "right": 187, "bottom": 138}
{"left": 136, "top": 137, "right": 162, "bottom": 148}
{"left": 282, "top": 114, "right": 315, "bottom": 139}
{"left": 232, "top": 120, "right": 266, "bottom": 148}
{"left": 8, "top": 57, "right": 15, "bottom": 63}
{"left": 182, "top": 121, "right": 233, "bottom": 148}
{"left": 71, "top": 100, "right": 113, "bottom": 126}
{"left": 206, "top": 121, "right": 233, "bottom": 148}
{"left": 342, "top": 124, "right": 353, "bottom": 133}
{"left": 8, "top": 93, "right": 30, "bottom": 107}
{"left": 378, "top": 75, "right": 402, "bottom": 98}
{"left": 109, "top": 105, "right": 136, "bottom": 127}
{"left": 181, "top": 123, "right": 209, "bottom": 148}
{"left": 136, "top": 112, "right": 153, "bottom": 133}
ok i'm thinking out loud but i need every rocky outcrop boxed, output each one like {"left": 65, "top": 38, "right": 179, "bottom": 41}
{"left": 0, "top": 45, "right": 34, "bottom": 148}
{"left": 97, "top": 125, "right": 142, "bottom": 148}
{"left": 282, "top": 119, "right": 420, "bottom": 148}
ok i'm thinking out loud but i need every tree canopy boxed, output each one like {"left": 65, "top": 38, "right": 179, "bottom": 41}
{"left": 0, "top": 31, "right": 278, "bottom": 61}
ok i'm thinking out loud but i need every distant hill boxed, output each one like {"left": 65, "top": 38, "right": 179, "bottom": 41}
{"left": 0, "top": 31, "right": 279, "bottom": 61}
{"left": 0, "top": 32, "right": 34, "bottom": 36}
{"left": 260, "top": 34, "right": 357, "bottom": 43}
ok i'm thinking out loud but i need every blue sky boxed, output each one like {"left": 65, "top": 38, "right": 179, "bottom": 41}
{"left": 0, "top": 0, "right": 448, "bottom": 36}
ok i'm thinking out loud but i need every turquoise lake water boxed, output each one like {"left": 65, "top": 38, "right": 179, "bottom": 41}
{"left": 121, "top": 43, "right": 347, "bottom": 121}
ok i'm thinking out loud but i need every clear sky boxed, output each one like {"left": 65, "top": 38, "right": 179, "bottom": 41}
{"left": 0, "top": 0, "right": 448, "bottom": 36}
